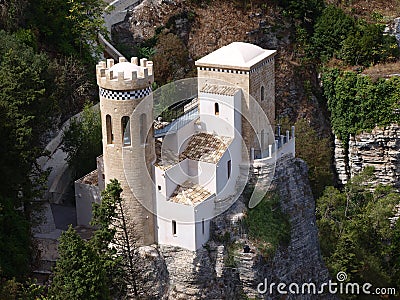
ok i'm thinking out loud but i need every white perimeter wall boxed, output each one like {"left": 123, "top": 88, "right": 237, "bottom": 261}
{"left": 75, "top": 181, "right": 101, "bottom": 226}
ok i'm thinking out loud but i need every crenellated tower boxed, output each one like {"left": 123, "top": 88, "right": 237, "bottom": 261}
{"left": 96, "top": 57, "right": 156, "bottom": 245}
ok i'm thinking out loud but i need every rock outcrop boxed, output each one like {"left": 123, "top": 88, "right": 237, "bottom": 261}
{"left": 334, "top": 124, "right": 400, "bottom": 188}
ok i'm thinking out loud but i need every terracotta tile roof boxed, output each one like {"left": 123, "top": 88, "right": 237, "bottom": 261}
{"left": 169, "top": 180, "right": 213, "bottom": 206}
{"left": 77, "top": 170, "right": 98, "bottom": 186}
{"left": 200, "top": 83, "right": 239, "bottom": 96}
{"left": 180, "top": 132, "right": 232, "bottom": 164}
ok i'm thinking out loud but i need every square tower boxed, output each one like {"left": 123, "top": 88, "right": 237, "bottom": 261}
{"left": 195, "top": 42, "right": 276, "bottom": 160}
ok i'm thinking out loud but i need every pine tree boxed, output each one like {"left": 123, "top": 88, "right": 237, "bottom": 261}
{"left": 91, "top": 179, "right": 141, "bottom": 298}
{"left": 48, "top": 226, "right": 110, "bottom": 300}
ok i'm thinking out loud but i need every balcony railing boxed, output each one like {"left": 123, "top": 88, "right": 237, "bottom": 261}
{"left": 154, "top": 106, "right": 199, "bottom": 138}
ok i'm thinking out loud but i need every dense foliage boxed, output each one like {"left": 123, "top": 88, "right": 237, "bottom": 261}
{"left": 49, "top": 180, "right": 130, "bottom": 299}
{"left": 0, "top": 0, "right": 104, "bottom": 289}
{"left": 322, "top": 68, "right": 400, "bottom": 145}
{"left": 311, "top": 5, "right": 399, "bottom": 65}
{"left": 311, "top": 5, "right": 355, "bottom": 62}
{"left": 317, "top": 167, "right": 400, "bottom": 291}
{"left": 244, "top": 192, "right": 290, "bottom": 257}
{"left": 291, "top": 119, "right": 333, "bottom": 198}
{"left": 0, "top": 196, "right": 30, "bottom": 278}
{"left": 27, "top": 0, "right": 107, "bottom": 61}
{"left": 62, "top": 103, "right": 102, "bottom": 180}
{"left": 48, "top": 226, "right": 110, "bottom": 300}
{"left": 278, "top": 0, "right": 325, "bottom": 30}
{"left": 340, "top": 22, "right": 399, "bottom": 66}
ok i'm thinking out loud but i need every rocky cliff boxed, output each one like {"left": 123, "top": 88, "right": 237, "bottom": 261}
{"left": 334, "top": 124, "right": 400, "bottom": 188}
{"left": 141, "top": 155, "right": 334, "bottom": 299}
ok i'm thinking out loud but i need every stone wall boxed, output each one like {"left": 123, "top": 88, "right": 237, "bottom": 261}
{"left": 334, "top": 124, "right": 400, "bottom": 188}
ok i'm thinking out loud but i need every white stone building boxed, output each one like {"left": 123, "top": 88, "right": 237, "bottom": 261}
{"left": 75, "top": 42, "right": 295, "bottom": 251}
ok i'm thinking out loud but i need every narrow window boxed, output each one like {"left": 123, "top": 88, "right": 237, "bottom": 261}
{"left": 227, "top": 160, "right": 231, "bottom": 179}
{"left": 158, "top": 185, "right": 161, "bottom": 192}
{"left": 121, "top": 116, "right": 131, "bottom": 146}
{"left": 261, "top": 129, "right": 265, "bottom": 151}
{"left": 106, "top": 114, "right": 113, "bottom": 144}
{"left": 261, "top": 86, "right": 265, "bottom": 101}
{"left": 139, "top": 113, "right": 147, "bottom": 144}
{"left": 172, "top": 220, "right": 177, "bottom": 235}
{"left": 202, "top": 219, "right": 205, "bottom": 235}
{"left": 214, "top": 103, "right": 219, "bottom": 115}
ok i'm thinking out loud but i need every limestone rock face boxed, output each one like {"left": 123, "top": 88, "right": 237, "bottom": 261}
{"left": 263, "top": 156, "right": 335, "bottom": 299}
{"left": 135, "top": 246, "right": 169, "bottom": 299}
{"left": 150, "top": 155, "right": 334, "bottom": 299}
{"left": 334, "top": 124, "right": 400, "bottom": 188}
{"left": 334, "top": 135, "right": 350, "bottom": 185}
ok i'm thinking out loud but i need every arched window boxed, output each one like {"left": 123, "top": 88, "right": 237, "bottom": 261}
{"left": 121, "top": 116, "right": 131, "bottom": 146}
{"left": 261, "top": 86, "right": 265, "bottom": 101}
{"left": 227, "top": 160, "right": 231, "bottom": 179}
{"left": 214, "top": 103, "right": 219, "bottom": 116}
{"left": 139, "top": 113, "right": 147, "bottom": 145}
{"left": 106, "top": 114, "right": 113, "bottom": 144}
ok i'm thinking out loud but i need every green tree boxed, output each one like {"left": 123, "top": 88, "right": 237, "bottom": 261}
{"left": 244, "top": 192, "right": 290, "bottom": 258}
{"left": 66, "top": 0, "right": 108, "bottom": 58}
{"left": 0, "top": 30, "right": 55, "bottom": 196}
{"left": 27, "top": 0, "right": 107, "bottom": 60}
{"left": 316, "top": 168, "right": 400, "bottom": 288}
{"left": 278, "top": 0, "right": 325, "bottom": 30}
{"left": 48, "top": 56, "right": 96, "bottom": 122}
{"left": 0, "top": 196, "right": 30, "bottom": 279}
{"left": 0, "top": 0, "right": 28, "bottom": 31}
{"left": 49, "top": 180, "right": 141, "bottom": 299}
{"left": 91, "top": 179, "right": 140, "bottom": 297}
{"left": 62, "top": 103, "right": 102, "bottom": 180}
{"left": 311, "top": 5, "right": 355, "bottom": 61}
{"left": 48, "top": 226, "right": 110, "bottom": 300}
{"left": 340, "top": 22, "right": 399, "bottom": 66}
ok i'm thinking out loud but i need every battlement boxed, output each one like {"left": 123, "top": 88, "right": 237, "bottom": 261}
{"left": 96, "top": 57, "right": 154, "bottom": 91}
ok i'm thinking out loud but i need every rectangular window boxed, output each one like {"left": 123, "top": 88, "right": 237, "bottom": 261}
{"left": 214, "top": 103, "right": 219, "bottom": 115}
{"left": 227, "top": 160, "right": 232, "bottom": 179}
{"left": 202, "top": 219, "right": 205, "bottom": 235}
{"left": 172, "top": 220, "right": 177, "bottom": 235}
{"left": 158, "top": 185, "right": 161, "bottom": 192}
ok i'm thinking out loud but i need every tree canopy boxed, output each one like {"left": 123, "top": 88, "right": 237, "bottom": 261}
{"left": 317, "top": 168, "right": 400, "bottom": 289}
{"left": 322, "top": 69, "right": 400, "bottom": 145}
{"left": 62, "top": 103, "right": 102, "bottom": 180}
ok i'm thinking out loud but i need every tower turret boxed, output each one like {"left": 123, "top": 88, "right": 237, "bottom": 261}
{"left": 96, "top": 57, "right": 156, "bottom": 245}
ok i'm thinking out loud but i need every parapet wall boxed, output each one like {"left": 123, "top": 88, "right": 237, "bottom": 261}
{"left": 96, "top": 57, "right": 154, "bottom": 91}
